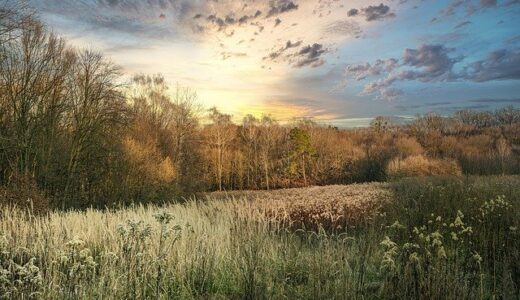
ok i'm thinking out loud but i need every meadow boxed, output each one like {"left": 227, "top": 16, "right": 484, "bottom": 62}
{"left": 0, "top": 176, "right": 519, "bottom": 299}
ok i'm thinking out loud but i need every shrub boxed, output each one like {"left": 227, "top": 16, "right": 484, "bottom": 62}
{"left": 0, "top": 174, "right": 48, "bottom": 214}
{"left": 386, "top": 155, "right": 462, "bottom": 178}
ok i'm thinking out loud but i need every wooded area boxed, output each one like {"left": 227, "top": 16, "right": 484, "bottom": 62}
{"left": 1, "top": 5, "right": 519, "bottom": 210}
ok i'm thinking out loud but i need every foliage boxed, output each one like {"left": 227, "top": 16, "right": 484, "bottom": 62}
{"left": 387, "top": 155, "right": 462, "bottom": 178}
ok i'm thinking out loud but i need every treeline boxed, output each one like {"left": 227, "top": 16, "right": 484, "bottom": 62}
{"left": 1, "top": 7, "right": 519, "bottom": 210}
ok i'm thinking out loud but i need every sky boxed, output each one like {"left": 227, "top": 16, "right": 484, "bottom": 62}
{"left": 30, "top": 0, "right": 520, "bottom": 127}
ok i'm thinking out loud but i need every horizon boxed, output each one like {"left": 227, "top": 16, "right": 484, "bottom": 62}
{"left": 28, "top": 0, "right": 520, "bottom": 126}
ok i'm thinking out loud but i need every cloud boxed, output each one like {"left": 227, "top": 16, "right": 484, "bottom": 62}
{"left": 454, "top": 20, "right": 471, "bottom": 29}
{"left": 344, "top": 44, "right": 463, "bottom": 100}
{"left": 438, "top": 0, "right": 518, "bottom": 19}
{"left": 362, "top": 3, "right": 396, "bottom": 21}
{"left": 264, "top": 42, "right": 329, "bottom": 68}
{"left": 323, "top": 20, "right": 362, "bottom": 37}
{"left": 345, "top": 58, "right": 398, "bottom": 80}
{"left": 347, "top": 8, "right": 359, "bottom": 17}
{"left": 293, "top": 43, "right": 328, "bottom": 68}
{"left": 344, "top": 43, "right": 520, "bottom": 100}
{"left": 400, "top": 44, "right": 462, "bottom": 81}
{"left": 266, "top": 0, "right": 299, "bottom": 18}
{"left": 378, "top": 87, "right": 403, "bottom": 100}
{"left": 348, "top": 3, "right": 395, "bottom": 21}
{"left": 463, "top": 49, "right": 520, "bottom": 81}
{"left": 220, "top": 51, "right": 247, "bottom": 60}
{"left": 264, "top": 40, "right": 302, "bottom": 60}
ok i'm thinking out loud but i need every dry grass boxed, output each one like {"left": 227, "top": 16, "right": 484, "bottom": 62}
{"left": 386, "top": 155, "right": 462, "bottom": 178}
{"left": 209, "top": 183, "right": 392, "bottom": 231}
{"left": 1, "top": 177, "right": 518, "bottom": 299}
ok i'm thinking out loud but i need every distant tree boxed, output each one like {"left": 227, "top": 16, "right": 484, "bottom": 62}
{"left": 495, "top": 106, "right": 520, "bottom": 126}
{"left": 169, "top": 85, "right": 202, "bottom": 191}
{"left": 206, "top": 107, "right": 235, "bottom": 191}
{"left": 63, "top": 50, "right": 125, "bottom": 205}
{"left": 0, "top": 20, "right": 73, "bottom": 182}
{"left": 0, "top": 0, "right": 32, "bottom": 42}
{"left": 259, "top": 115, "right": 279, "bottom": 190}
{"left": 240, "top": 114, "right": 260, "bottom": 188}
{"left": 288, "top": 127, "right": 315, "bottom": 186}
{"left": 371, "top": 116, "right": 393, "bottom": 133}
{"left": 456, "top": 109, "right": 495, "bottom": 129}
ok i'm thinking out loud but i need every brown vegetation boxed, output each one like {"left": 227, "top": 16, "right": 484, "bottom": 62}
{"left": 210, "top": 183, "right": 392, "bottom": 231}
{"left": 387, "top": 155, "right": 462, "bottom": 178}
{"left": 1, "top": 4, "right": 520, "bottom": 210}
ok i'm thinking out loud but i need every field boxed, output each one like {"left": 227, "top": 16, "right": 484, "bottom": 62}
{"left": 1, "top": 176, "right": 519, "bottom": 299}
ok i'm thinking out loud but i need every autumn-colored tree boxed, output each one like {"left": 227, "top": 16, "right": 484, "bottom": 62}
{"left": 288, "top": 127, "right": 315, "bottom": 186}
{"left": 206, "top": 107, "right": 235, "bottom": 191}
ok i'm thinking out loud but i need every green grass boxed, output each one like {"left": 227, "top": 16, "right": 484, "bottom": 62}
{"left": 0, "top": 176, "right": 519, "bottom": 299}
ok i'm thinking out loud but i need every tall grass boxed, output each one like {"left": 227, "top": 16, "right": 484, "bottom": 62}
{"left": 0, "top": 177, "right": 518, "bottom": 299}
{"left": 383, "top": 176, "right": 520, "bottom": 299}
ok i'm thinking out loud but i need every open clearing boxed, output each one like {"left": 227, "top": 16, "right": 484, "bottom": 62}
{"left": 1, "top": 177, "right": 519, "bottom": 299}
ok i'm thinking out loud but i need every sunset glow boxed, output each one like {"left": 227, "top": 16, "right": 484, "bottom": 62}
{"left": 32, "top": 0, "right": 520, "bottom": 125}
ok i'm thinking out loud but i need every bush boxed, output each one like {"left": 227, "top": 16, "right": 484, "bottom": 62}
{"left": 387, "top": 155, "right": 462, "bottom": 178}
{"left": 0, "top": 174, "right": 49, "bottom": 214}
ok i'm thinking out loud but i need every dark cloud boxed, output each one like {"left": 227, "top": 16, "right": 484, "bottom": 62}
{"left": 344, "top": 43, "right": 520, "bottom": 100}
{"left": 266, "top": 0, "right": 299, "bottom": 18}
{"left": 400, "top": 44, "right": 462, "bottom": 81}
{"left": 264, "top": 42, "right": 328, "bottom": 68}
{"left": 463, "top": 49, "right": 520, "bottom": 81}
{"left": 347, "top": 8, "right": 359, "bottom": 17}
{"left": 238, "top": 10, "right": 262, "bottom": 24}
{"left": 347, "top": 3, "right": 395, "bottom": 21}
{"left": 293, "top": 44, "right": 328, "bottom": 68}
{"left": 345, "top": 44, "right": 463, "bottom": 100}
{"left": 264, "top": 40, "right": 302, "bottom": 60}
{"left": 362, "top": 3, "right": 396, "bottom": 21}
{"left": 199, "top": 9, "right": 263, "bottom": 32}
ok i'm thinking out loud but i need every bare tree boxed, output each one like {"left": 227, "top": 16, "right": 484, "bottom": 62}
{"left": 258, "top": 115, "right": 279, "bottom": 190}
{"left": 0, "top": 21, "right": 73, "bottom": 180}
{"left": 206, "top": 107, "right": 235, "bottom": 191}
{"left": 62, "top": 50, "right": 125, "bottom": 204}
{"left": 0, "top": 0, "right": 33, "bottom": 42}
